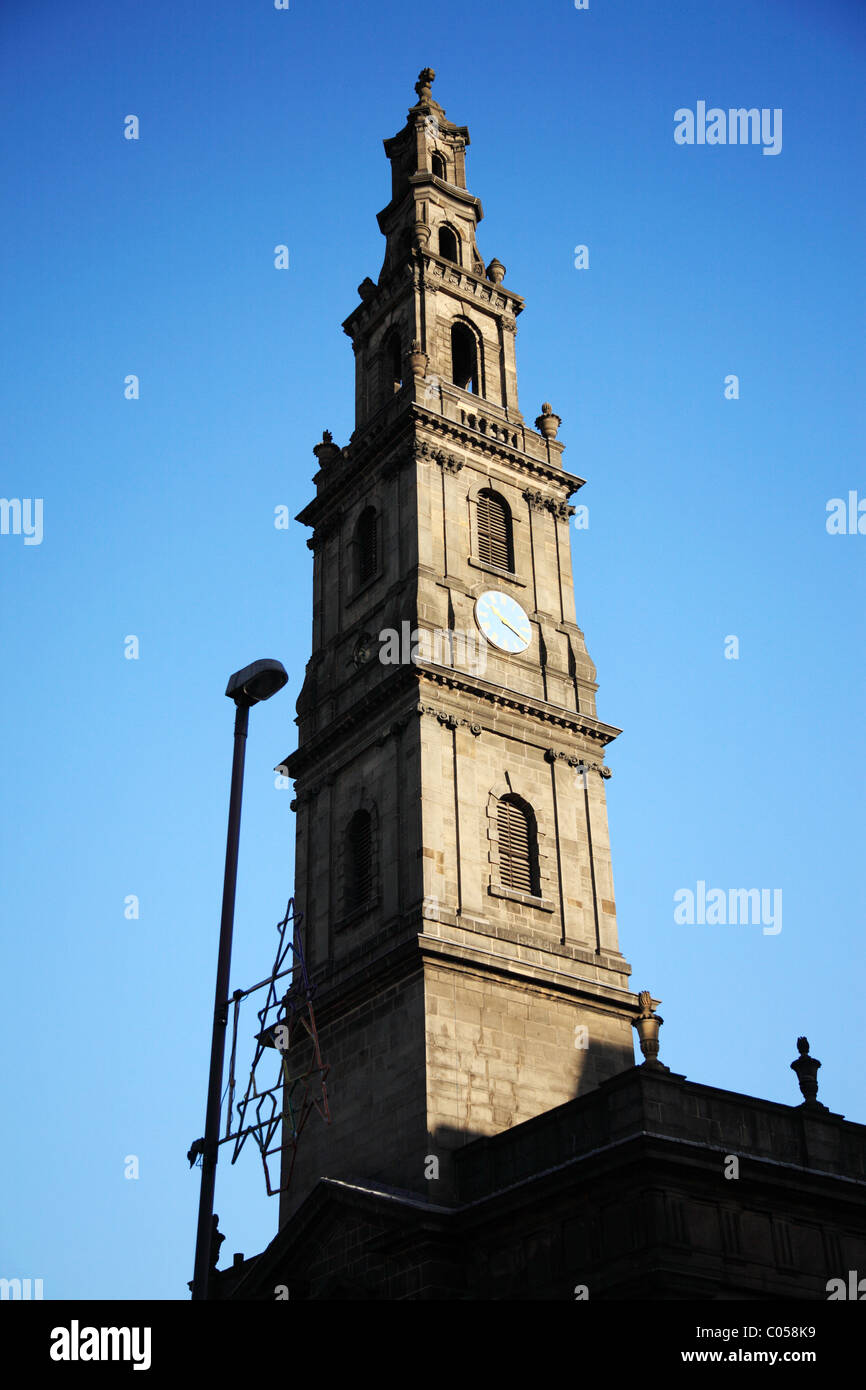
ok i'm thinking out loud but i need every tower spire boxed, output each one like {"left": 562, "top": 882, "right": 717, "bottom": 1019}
{"left": 341, "top": 68, "right": 528, "bottom": 434}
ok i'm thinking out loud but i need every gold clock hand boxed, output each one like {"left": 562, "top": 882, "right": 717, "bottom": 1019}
{"left": 489, "top": 603, "right": 526, "bottom": 641}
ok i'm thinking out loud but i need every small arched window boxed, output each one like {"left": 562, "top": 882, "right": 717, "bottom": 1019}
{"left": 451, "top": 321, "right": 479, "bottom": 393}
{"left": 476, "top": 489, "right": 513, "bottom": 571}
{"left": 347, "top": 810, "right": 373, "bottom": 906}
{"left": 497, "top": 796, "right": 539, "bottom": 896}
{"left": 431, "top": 152, "right": 446, "bottom": 180}
{"left": 356, "top": 506, "right": 378, "bottom": 585}
{"left": 438, "top": 226, "right": 459, "bottom": 263}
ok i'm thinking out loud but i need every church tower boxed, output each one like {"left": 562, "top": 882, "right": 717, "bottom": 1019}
{"left": 280, "top": 69, "right": 644, "bottom": 1221}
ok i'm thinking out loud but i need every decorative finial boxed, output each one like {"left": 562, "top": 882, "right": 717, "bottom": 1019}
{"left": 535, "top": 402, "right": 562, "bottom": 440}
{"left": 415, "top": 68, "right": 436, "bottom": 103}
{"left": 486, "top": 258, "right": 506, "bottom": 284}
{"left": 313, "top": 431, "right": 341, "bottom": 467}
{"left": 790, "top": 1036, "right": 825, "bottom": 1108}
{"left": 408, "top": 339, "right": 428, "bottom": 376}
{"left": 632, "top": 991, "right": 669, "bottom": 1070}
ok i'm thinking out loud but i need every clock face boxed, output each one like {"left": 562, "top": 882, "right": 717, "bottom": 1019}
{"left": 474, "top": 591, "right": 532, "bottom": 654}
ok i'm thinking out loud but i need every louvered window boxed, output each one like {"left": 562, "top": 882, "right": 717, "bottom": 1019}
{"left": 357, "top": 507, "right": 378, "bottom": 585}
{"left": 497, "top": 797, "right": 538, "bottom": 895}
{"left": 347, "top": 811, "right": 373, "bottom": 905}
{"left": 477, "top": 489, "right": 513, "bottom": 571}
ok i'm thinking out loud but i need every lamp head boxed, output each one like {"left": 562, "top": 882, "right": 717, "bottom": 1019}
{"left": 225, "top": 659, "right": 288, "bottom": 707}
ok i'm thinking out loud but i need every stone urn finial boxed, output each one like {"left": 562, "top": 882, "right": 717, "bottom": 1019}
{"left": 415, "top": 68, "right": 436, "bottom": 103}
{"left": 486, "top": 258, "right": 506, "bottom": 284}
{"left": 632, "top": 991, "right": 668, "bottom": 1070}
{"left": 408, "top": 339, "right": 428, "bottom": 377}
{"left": 535, "top": 402, "right": 562, "bottom": 440}
{"left": 791, "top": 1036, "right": 825, "bottom": 1108}
{"left": 313, "top": 430, "right": 341, "bottom": 467}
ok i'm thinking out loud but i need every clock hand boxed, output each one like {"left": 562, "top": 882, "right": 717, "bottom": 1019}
{"left": 490, "top": 606, "right": 527, "bottom": 641}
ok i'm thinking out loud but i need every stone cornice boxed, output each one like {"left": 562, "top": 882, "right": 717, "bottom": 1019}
{"left": 304, "top": 507, "right": 343, "bottom": 550}
{"left": 295, "top": 419, "right": 414, "bottom": 529}
{"left": 415, "top": 701, "right": 482, "bottom": 736}
{"left": 296, "top": 409, "right": 583, "bottom": 539}
{"left": 414, "top": 665, "right": 620, "bottom": 744}
{"left": 279, "top": 665, "right": 419, "bottom": 781}
{"left": 281, "top": 660, "right": 619, "bottom": 785}
{"left": 342, "top": 261, "right": 416, "bottom": 341}
{"left": 378, "top": 180, "right": 484, "bottom": 235}
{"left": 411, "top": 407, "right": 582, "bottom": 492}
{"left": 418, "top": 249, "right": 524, "bottom": 312}
{"left": 523, "top": 488, "right": 576, "bottom": 521}
{"left": 417, "top": 932, "right": 635, "bottom": 1008}
{"left": 277, "top": 919, "right": 636, "bottom": 1035}
{"left": 383, "top": 106, "right": 470, "bottom": 159}
{"left": 545, "top": 748, "right": 612, "bottom": 779}
{"left": 342, "top": 243, "right": 524, "bottom": 341}
{"left": 412, "top": 437, "right": 463, "bottom": 473}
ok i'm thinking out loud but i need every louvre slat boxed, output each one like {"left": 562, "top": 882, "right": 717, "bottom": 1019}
{"left": 477, "top": 491, "right": 512, "bottom": 570}
{"left": 349, "top": 813, "right": 373, "bottom": 903}
{"left": 358, "top": 509, "right": 378, "bottom": 584}
{"left": 497, "top": 800, "right": 534, "bottom": 892}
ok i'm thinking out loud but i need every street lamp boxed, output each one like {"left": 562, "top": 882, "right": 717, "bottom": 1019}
{"left": 191, "top": 658, "right": 288, "bottom": 1301}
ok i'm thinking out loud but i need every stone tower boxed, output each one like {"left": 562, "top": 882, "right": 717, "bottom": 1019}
{"left": 279, "top": 69, "right": 644, "bottom": 1223}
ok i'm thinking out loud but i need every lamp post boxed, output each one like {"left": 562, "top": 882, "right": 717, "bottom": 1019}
{"left": 191, "top": 659, "right": 288, "bottom": 1301}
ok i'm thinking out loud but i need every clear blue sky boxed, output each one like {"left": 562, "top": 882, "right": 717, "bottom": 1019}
{"left": 1, "top": 0, "right": 863, "bottom": 1299}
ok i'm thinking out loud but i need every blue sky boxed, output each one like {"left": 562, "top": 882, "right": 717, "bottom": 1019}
{"left": 1, "top": 0, "right": 863, "bottom": 1299}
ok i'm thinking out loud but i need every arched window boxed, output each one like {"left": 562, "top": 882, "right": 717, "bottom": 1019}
{"left": 384, "top": 329, "right": 402, "bottom": 393}
{"left": 431, "top": 152, "right": 446, "bottom": 180}
{"left": 347, "top": 810, "right": 373, "bottom": 905}
{"left": 497, "top": 796, "right": 539, "bottom": 896}
{"left": 438, "top": 226, "right": 459, "bottom": 263}
{"left": 356, "top": 506, "right": 378, "bottom": 585}
{"left": 476, "top": 489, "right": 513, "bottom": 571}
{"left": 451, "top": 321, "right": 479, "bottom": 393}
